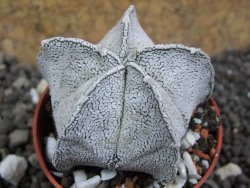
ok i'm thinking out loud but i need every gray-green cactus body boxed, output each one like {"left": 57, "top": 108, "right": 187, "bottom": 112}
{"left": 37, "top": 5, "right": 214, "bottom": 183}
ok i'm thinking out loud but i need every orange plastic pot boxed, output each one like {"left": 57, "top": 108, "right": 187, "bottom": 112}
{"left": 33, "top": 87, "right": 223, "bottom": 188}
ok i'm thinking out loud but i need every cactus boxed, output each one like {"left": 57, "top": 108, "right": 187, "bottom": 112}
{"left": 37, "top": 5, "right": 214, "bottom": 183}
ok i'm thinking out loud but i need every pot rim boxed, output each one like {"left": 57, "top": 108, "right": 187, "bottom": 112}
{"left": 33, "top": 87, "right": 223, "bottom": 188}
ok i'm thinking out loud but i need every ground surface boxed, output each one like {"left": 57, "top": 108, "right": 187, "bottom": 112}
{"left": 0, "top": 48, "right": 250, "bottom": 187}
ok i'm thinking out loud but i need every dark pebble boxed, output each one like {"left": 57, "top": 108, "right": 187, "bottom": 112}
{"left": 0, "top": 135, "right": 9, "bottom": 148}
{"left": 236, "top": 174, "right": 249, "bottom": 185}
{"left": 221, "top": 179, "right": 232, "bottom": 188}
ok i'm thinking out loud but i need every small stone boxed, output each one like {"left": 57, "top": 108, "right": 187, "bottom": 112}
{"left": 192, "top": 155, "right": 200, "bottom": 162}
{"left": 189, "top": 178, "right": 198, "bottom": 184}
{"left": 4, "top": 88, "right": 13, "bottom": 96}
{"left": 178, "top": 161, "right": 187, "bottom": 179}
{"left": 8, "top": 129, "right": 29, "bottom": 147}
{"left": 101, "top": 169, "right": 117, "bottom": 181}
{"left": 13, "top": 102, "right": 27, "bottom": 116}
{"left": 0, "top": 154, "right": 28, "bottom": 185}
{"left": 215, "top": 163, "right": 242, "bottom": 180}
{"left": 210, "top": 148, "right": 216, "bottom": 158}
{"left": 181, "top": 131, "right": 196, "bottom": 148}
{"left": 28, "top": 153, "right": 40, "bottom": 168}
{"left": 201, "top": 160, "right": 209, "bottom": 169}
{"left": 45, "top": 136, "right": 57, "bottom": 163}
{"left": 200, "top": 128, "right": 208, "bottom": 139}
{"left": 203, "top": 122, "right": 208, "bottom": 127}
{"left": 73, "top": 169, "right": 87, "bottom": 184}
{"left": 197, "top": 107, "right": 204, "bottom": 114}
{"left": 29, "top": 88, "right": 39, "bottom": 104}
{"left": 190, "top": 131, "right": 200, "bottom": 141}
{"left": 221, "top": 179, "right": 232, "bottom": 188}
{"left": 50, "top": 171, "right": 63, "bottom": 178}
{"left": 12, "top": 76, "right": 30, "bottom": 89}
{"left": 75, "top": 175, "right": 101, "bottom": 188}
{"left": 247, "top": 91, "right": 250, "bottom": 98}
{"left": 194, "top": 118, "right": 202, "bottom": 124}
{"left": 0, "top": 119, "right": 12, "bottom": 135}
{"left": 236, "top": 174, "right": 249, "bottom": 184}
{"left": 152, "top": 181, "right": 160, "bottom": 188}
{"left": 36, "top": 79, "right": 48, "bottom": 95}
{"left": 182, "top": 152, "right": 201, "bottom": 180}
{"left": 0, "top": 134, "right": 8, "bottom": 148}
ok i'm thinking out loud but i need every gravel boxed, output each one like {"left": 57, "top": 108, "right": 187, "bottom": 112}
{"left": 0, "top": 48, "right": 249, "bottom": 187}
{"left": 8, "top": 129, "right": 29, "bottom": 148}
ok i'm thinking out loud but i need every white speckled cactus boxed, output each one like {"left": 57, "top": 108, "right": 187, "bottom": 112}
{"left": 37, "top": 5, "right": 214, "bottom": 183}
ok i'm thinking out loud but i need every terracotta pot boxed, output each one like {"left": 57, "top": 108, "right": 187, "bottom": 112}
{"left": 33, "top": 87, "right": 223, "bottom": 188}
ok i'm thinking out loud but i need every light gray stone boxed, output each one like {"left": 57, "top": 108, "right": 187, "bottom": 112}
{"left": 0, "top": 154, "right": 28, "bottom": 185}
{"left": 8, "top": 129, "right": 29, "bottom": 147}
{"left": 73, "top": 169, "right": 87, "bottom": 184}
{"left": 29, "top": 88, "right": 39, "bottom": 104}
{"left": 100, "top": 169, "right": 117, "bottom": 181}
{"left": 12, "top": 76, "right": 30, "bottom": 89}
{"left": 215, "top": 163, "right": 242, "bottom": 180}
{"left": 45, "top": 136, "right": 56, "bottom": 163}
{"left": 36, "top": 79, "right": 48, "bottom": 95}
{"left": 74, "top": 175, "right": 101, "bottom": 188}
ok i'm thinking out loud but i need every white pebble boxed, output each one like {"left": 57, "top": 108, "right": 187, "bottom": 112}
{"left": 181, "top": 139, "right": 190, "bottom": 149}
{"left": 50, "top": 171, "right": 63, "bottom": 178}
{"left": 30, "top": 88, "right": 39, "bottom": 104}
{"left": 203, "top": 122, "right": 208, "bottom": 127}
{"left": 73, "top": 169, "right": 87, "bottom": 184}
{"left": 178, "top": 160, "right": 187, "bottom": 179}
{"left": 215, "top": 163, "right": 242, "bottom": 180}
{"left": 75, "top": 175, "right": 101, "bottom": 188}
{"left": 0, "top": 154, "right": 28, "bottom": 185}
{"left": 197, "top": 107, "right": 204, "bottom": 113}
{"left": 153, "top": 181, "right": 161, "bottom": 188}
{"left": 201, "top": 160, "right": 209, "bottom": 169}
{"left": 190, "top": 131, "right": 200, "bottom": 141}
{"left": 100, "top": 169, "right": 117, "bottom": 181}
{"left": 192, "top": 155, "right": 200, "bottom": 162}
{"left": 181, "top": 131, "right": 196, "bottom": 148}
{"left": 45, "top": 136, "right": 57, "bottom": 163}
{"left": 247, "top": 91, "right": 250, "bottom": 98}
{"left": 189, "top": 178, "right": 198, "bottom": 184}
{"left": 36, "top": 79, "right": 48, "bottom": 95}
{"left": 182, "top": 152, "right": 201, "bottom": 180}
{"left": 193, "top": 118, "right": 202, "bottom": 124}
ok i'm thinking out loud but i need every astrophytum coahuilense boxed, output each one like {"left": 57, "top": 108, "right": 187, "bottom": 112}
{"left": 37, "top": 5, "right": 214, "bottom": 183}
